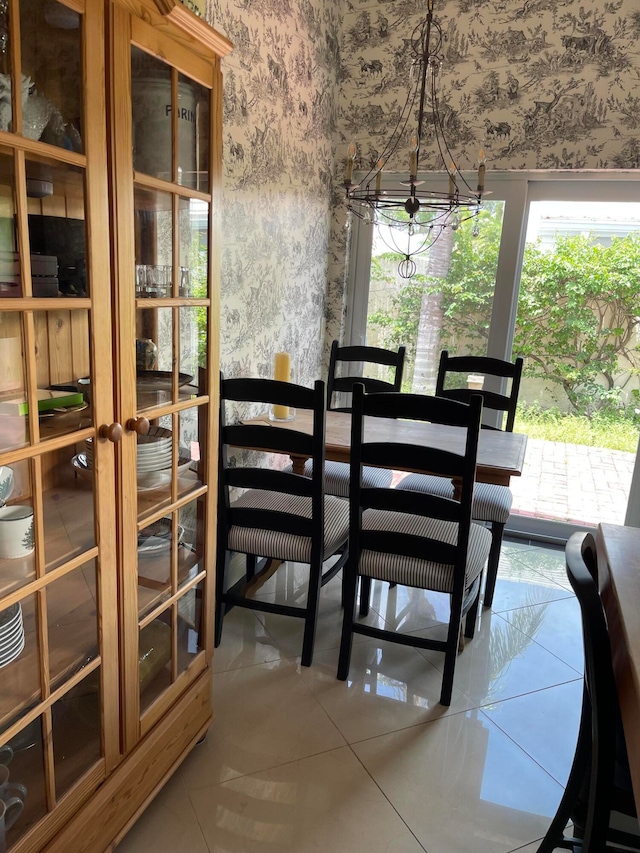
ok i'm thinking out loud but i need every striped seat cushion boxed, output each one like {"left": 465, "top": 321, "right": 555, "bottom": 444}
{"left": 290, "top": 459, "right": 393, "bottom": 498}
{"left": 228, "top": 489, "right": 349, "bottom": 563}
{"left": 397, "top": 473, "right": 513, "bottom": 524}
{"left": 358, "top": 508, "right": 492, "bottom": 593}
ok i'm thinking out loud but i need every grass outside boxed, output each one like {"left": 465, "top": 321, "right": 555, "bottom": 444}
{"left": 514, "top": 405, "right": 639, "bottom": 454}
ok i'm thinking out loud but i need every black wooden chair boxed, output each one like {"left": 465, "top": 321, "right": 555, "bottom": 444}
{"left": 215, "top": 377, "right": 349, "bottom": 667}
{"left": 538, "top": 531, "right": 640, "bottom": 852}
{"left": 337, "top": 384, "right": 491, "bottom": 707}
{"left": 397, "top": 350, "right": 523, "bottom": 608}
{"left": 295, "top": 341, "right": 407, "bottom": 499}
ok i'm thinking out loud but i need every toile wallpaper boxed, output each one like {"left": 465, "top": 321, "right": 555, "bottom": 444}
{"left": 202, "top": 0, "right": 640, "bottom": 385}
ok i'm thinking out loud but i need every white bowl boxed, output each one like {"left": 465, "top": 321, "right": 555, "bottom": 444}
{"left": 0, "top": 506, "right": 34, "bottom": 559}
{"left": 0, "top": 602, "right": 21, "bottom": 631}
{"left": 0, "top": 633, "right": 25, "bottom": 668}
{"left": 0, "top": 626, "right": 23, "bottom": 654}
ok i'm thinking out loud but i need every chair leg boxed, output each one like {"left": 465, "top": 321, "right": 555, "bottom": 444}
{"left": 440, "top": 598, "right": 464, "bottom": 706}
{"left": 301, "top": 556, "right": 323, "bottom": 667}
{"left": 359, "top": 576, "right": 371, "bottom": 616}
{"left": 245, "top": 553, "right": 257, "bottom": 581}
{"left": 214, "top": 548, "right": 230, "bottom": 647}
{"left": 483, "top": 522, "right": 505, "bottom": 609}
{"left": 337, "top": 563, "right": 358, "bottom": 680}
{"left": 464, "top": 580, "right": 482, "bottom": 640}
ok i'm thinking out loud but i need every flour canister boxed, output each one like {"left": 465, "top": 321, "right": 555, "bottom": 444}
{"left": 131, "top": 78, "right": 196, "bottom": 184}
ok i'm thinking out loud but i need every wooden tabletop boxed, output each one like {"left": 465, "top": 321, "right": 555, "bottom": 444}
{"left": 597, "top": 523, "right": 640, "bottom": 813}
{"left": 244, "top": 409, "right": 527, "bottom": 487}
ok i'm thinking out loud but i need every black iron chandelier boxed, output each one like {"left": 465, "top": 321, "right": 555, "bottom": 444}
{"left": 344, "top": 0, "right": 486, "bottom": 279}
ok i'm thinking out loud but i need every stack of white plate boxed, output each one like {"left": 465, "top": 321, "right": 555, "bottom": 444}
{"left": 79, "top": 428, "right": 191, "bottom": 490}
{"left": 0, "top": 602, "right": 25, "bottom": 668}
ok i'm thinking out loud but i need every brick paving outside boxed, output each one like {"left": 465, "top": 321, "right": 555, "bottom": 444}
{"left": 510, "top": 437, "right": 636, "bottom": 526}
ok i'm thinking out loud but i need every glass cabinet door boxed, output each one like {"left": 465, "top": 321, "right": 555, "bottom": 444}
{"left": 112, "top": 11, "right": 219, "bottom": 743}
{"left": 0, "top": 1, "right": 118, "bottom": 849}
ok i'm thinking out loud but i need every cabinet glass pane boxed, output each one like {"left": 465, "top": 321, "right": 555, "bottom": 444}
{"left": 177, "top": 582, "right": 203, "bottom": 675}
{"left": 0, "top": 150, "right": 18, "bottom": 298}
{"left": 19, "top": 0, "right": 83, "bottom": 153}
{"left": 139, "top": 616, "right": 171, "bottom": 713}
{"left": 1, "top": 717, "right": 46, "bottom": 849}
{"left": 0, "top": 461, "right": 34, "bottom": 597}
{"left": 27, "top": 157, "right": 88, "bottom": 298}
{"left": 178, "top": 497, "right": 204, "bottom": 591}
{"left": 131, "top": 47, "right": 171, "bottom": 181}
{"left": 0, "top": 594, "right": 40, "bottom": 737}
{"left": 136, "top": 305, "right": 172, "bottom": 409}
{"left": 34, "top": 309, "right": 92, "bottom": 442}
{"left": 44, "top": 445, "right": 95, "bottom": 574}
{"left": 52, "top": 671, "right": 101, "bottom": 799}
{"left": 179, "top": 307, "right": 206, "bottom": 402}
{"left": 134, "top": 186, "right": 173, "bottom": 298}
{"left": 0, "top": 312, "right": 28, "bottom": 451}
{"left": 179, "top": 405, "right": 206, "bottom": 494}
{"left": 0, "top": 3, "right": 11, "bottom": 121}
{"left": 47, "top": 562, "right": 97, "bottom": 688}
{"left": 179, "top": 198, "right": 208, "bottom": 297}
{"left": 137, "top": 517, "right": 172, "bottom": 619}
{"left": 177, "top": 74, "right": 209, "bottom": 192}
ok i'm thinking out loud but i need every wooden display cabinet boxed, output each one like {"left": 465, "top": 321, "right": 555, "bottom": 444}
{"left": 0, "top": 2, "right": 230, "bottom": 850}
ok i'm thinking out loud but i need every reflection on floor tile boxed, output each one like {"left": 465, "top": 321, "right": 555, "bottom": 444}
{"left": 353, "top": 711, "right": 562, "bottom": 853}
{"left": 118, "top": 540, "right": 581, "bottom": 853}
{"left": 116, "top": 770, "right": 208, "bottom": 853}
{"left": 189, "top": 747, "right": 425, "bottom": 853}
{"left": 413, "top": 610, "right": 579, "bottom": 707}
{"left": 501, "top": 596, "right": 584, "bottom": 673}
{"left": 481, "top": 680, "right": 582, "bottom": 785}
{"left": 297, "top": 638, "right": 474, "bottom": 743}
{"left": 180, "top": 659, "right": 345, "bottom": 789}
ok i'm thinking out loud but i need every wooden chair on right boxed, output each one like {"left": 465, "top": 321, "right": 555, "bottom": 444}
{"left": 538, "top": 531, "right": 640, "bottom": 852}
{"left": 397, "top": 350, "right": 523, "bottom": 608}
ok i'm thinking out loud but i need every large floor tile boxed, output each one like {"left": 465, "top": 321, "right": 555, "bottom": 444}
{"left": 181, "top": 659, "right": 345, "bottom": 789}
{"left": 500, "top": 595, "right": 583, "bottom": 673}
{"left": 115, "top": 770, "right": 208, "bottom": 853}
{"left": 507, "top": 545, "right": 572, "bottom": 591}
{"left": 213, "top": 606, "right": 285, "bottom": 673}
{"left": 481, "top": 680, "right": 583, "bottom": 785}
{"left": 368, "top": 580, "right": 453, "bottom": 633}
{"left": 413, "top": 610, "right": 579, "bottom": 707}
{"left": 353, "top": 711, "right": 563, "bottom": 853}
{"left": 189, "top": 747, "right": 426, "bottom": 853}
{"left": 297, "top": 638, "right": 474, "bottom": 743}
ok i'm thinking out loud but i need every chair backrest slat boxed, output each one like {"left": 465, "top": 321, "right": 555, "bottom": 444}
{"left": 327, "top": 340, "right": 405, "bottom": 411}
{"left": 229, "top": 507, "right": 313, "bottom": 538}
{"left": 361, "top": 530, "right": 457, "bottom": 565}
{"left": 361, "top": 487, "right": 461, "bottom": 522}
{"left": 361, "top": 443, "right": 467, "bottom": 481}
{"left": 226, "top": 467, "right": 314, "bottom": 497}
{"left": 224, "top": 423, "right": 314, "bottom": 457}
{"left": 435, "top": 349, "right": 523, "bottom": 433}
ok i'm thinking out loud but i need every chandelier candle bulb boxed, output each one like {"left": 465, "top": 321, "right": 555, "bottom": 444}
{"left": 346, "top": 140, "right": 356, "bottom": 184}
{"left": 477, "top": 145, "right": 486, "bottom": 193}
{"left": 273, "top": 352, "right": 291, "bottom": 420}
{"left": 409, "top": 134, "right": 419, "bottom": 179}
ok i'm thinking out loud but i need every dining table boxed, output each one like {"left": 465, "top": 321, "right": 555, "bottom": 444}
{"left": 242, "top": 409, "right": 527, "bottom": 488}
{"left": 596, "top": 522, "right": 640, "bottom": 813}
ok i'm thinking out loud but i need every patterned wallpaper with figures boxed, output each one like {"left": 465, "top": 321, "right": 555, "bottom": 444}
{"left": 202, "top": 0, "right": 640, "bottom": 384}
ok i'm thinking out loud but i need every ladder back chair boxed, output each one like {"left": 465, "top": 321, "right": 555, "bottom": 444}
{"left": 538, "top": 531, "right": 639, "bottom": 852}
{"left": 337, "top": 384, "right": 491, "bottom": 707}
{"left": 215, "top": 377, "right": 349, "bottom": 667}
{"left": 296, "top": 341, "right": 407, "bottom": 499}
{"left": 397, "top": 350, "right": 524, "bottom": 608}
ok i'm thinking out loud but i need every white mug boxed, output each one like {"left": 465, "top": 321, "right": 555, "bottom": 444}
{"left": 0, "top": 795, "right": 23, "bottom": 853}
{"left": 0, "top": 506, "right": 34, "bottom": 559}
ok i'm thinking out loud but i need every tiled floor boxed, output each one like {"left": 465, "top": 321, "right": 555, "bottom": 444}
{"left": 116, "top": 540, "right": 582, "bottom": 853}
